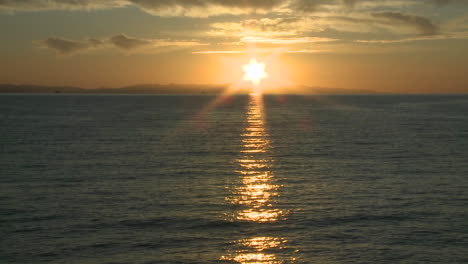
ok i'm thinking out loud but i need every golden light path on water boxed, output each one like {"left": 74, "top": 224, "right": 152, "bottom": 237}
{"left": 221, "top": 93, "right": 295, "bottom": 263}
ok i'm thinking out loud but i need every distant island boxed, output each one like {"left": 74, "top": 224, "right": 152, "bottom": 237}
{"left": 0, "top": 83, "right": 379, "bottom": 95}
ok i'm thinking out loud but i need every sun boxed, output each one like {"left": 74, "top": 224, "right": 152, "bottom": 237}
{"left": 242, "top": 59, "right": 267, "bottom": 86}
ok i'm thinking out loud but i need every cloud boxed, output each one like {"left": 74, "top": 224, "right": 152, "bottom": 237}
{"left": 0, "top": 0, "right": 126, "bottom": 11}
{"left": 207, "top": 18, "right": 306, "bottom": 39}
{"left": 242, "top": 18, "right": 300, "bottom": 32}
{"left": 342, "top": 0, "right": 359, "bottom": 7}
{"left": 205, "top": 11, "right": 442, "bottom": 47}
{"left": 109, "top": 34, "right": 205, "bottom": 50}
{"left": 372, "top": 12, "right": 438, "bottom": 35}
{"left": 127, "top": 0, "right": 282, "bottom": 9}
{"left": 0, "top": 0, "right": 404, "bottom": 17}
{"left": 2, "top": 0, "right": 468, "bottom": 17}
{"left": 338, "top": 0, "right": 468, "bottom": 8}
{"left": 38, "top": 34, "right": 206, "bottom": 55}
{"left": 430, "top": 0, "right": 468, "bottom": 5}
{"left": 241, "top": 36, "right": 337, "bottom": 44}
{"left": 0, "top": 0, "right": 286, "bottom": 16}
{"left": 192, "top": 48, "right": 327, "bottom": 54}
{"left": 109, "top": 34, "right": 152, "bottom": 50}
{"left": 12, "top": 0, "right": 468, "bottom": 53}
{"left": 289, "top": 0, "right": 329, "bottom": 13}
{"left": 356, "top": 31, "right": 468, "bottom": 44}
{"left": 124, "top": 0, "right": 290, "bottom": 17}
{"left": 286, "top": 49, "right": 325, "bottom": 53}
{"left": 127, "top": 0, "right": 284, "bottom": 10}
{"left": 38, "top": 37, "right": 103, "bottom": 54}
{"left": 192, "top": 50, "right": 246, "bottom": 54}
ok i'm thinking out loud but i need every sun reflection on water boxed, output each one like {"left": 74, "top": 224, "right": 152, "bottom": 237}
{"left": 221, "top": 94, "right": 295, "bottom": 263}
{"left": 220, "top": 236, "right": 293, "bottom": 264}
{"left": 227, "top": 94, "right": 284, "bottom": 223}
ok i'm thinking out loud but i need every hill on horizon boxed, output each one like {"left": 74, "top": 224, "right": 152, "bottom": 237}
{"left": 0, "top": 83, "right": 379, "bottom": 95}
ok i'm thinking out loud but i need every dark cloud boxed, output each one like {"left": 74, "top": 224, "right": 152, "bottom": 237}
{"left": 342, "top": 0, "right": 359, "bottom": 7}
{"left": 128, "top": 0, "right": 283, "bottom": 9}
{"left": 38, "top": 34, "right": 204, "bottom": 55}
{"left": 0, "top": 0, "right": 349, "bottom": 15}
{"left": 372, "top": 12, "right": 438, "bottom": 35}
{"left": 2, "top": 0, "right": 468, "bottom": 15}
{"left": 39, "top": 37, "right": 103, "bottom": 54}
{"left": 0, "top": 0, "right": 123, "bottom": 10}
{"left": 338, "top": 0, "right": 468, "bottom": 7}
{"left": 88, "top": 38, "right": 104, "bottom": 46}
{"left": 109, "top": 34, "right": 152, "bottom": 50}
{"left": 430, "top": 0, "right": 468, "bottom": 5}
{"left": 39, "top": 34, "right": 151, "bottom": 54}
{"left": 290, "top": 0, "right": 329, "bottom": 13}
{"left": 0, "top": 0, "right": 285, "bottom": 13}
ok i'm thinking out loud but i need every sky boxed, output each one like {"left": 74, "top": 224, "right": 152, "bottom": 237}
{"left": 1, "top": 0, "right": 468, "bottom": 93}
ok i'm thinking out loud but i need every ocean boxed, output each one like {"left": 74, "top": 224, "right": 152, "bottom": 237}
{"left": 1, "top": 94, "right": 467, "bottom": 263}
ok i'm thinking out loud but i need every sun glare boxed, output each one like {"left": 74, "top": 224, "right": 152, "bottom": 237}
{"left": 242, "top": 59, "right": 267, "bottom": 86}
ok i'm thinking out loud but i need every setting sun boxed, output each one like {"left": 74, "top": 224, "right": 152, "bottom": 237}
{"left": 242, "top": 59, "right": 267, "bottom": 86}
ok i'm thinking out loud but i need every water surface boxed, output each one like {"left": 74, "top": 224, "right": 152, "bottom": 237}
{"left": 1, "top": 94, "right": 467, "bottom": 263}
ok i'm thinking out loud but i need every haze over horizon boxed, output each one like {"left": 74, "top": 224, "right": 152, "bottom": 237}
{"left": 0, "top": 83, "right": 385, "bottom": 95}
{"left": 1, "top": 0, "right": 468, "bottom": 93}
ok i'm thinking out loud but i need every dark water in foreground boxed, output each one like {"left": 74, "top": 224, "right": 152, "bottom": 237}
{"left": 1, "top": 94, "right": 468, "bottom": 263}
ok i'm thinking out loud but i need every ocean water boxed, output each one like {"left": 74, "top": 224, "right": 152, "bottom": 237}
{"left": 1, "top": 94, "right": 468, "bottom": 264}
